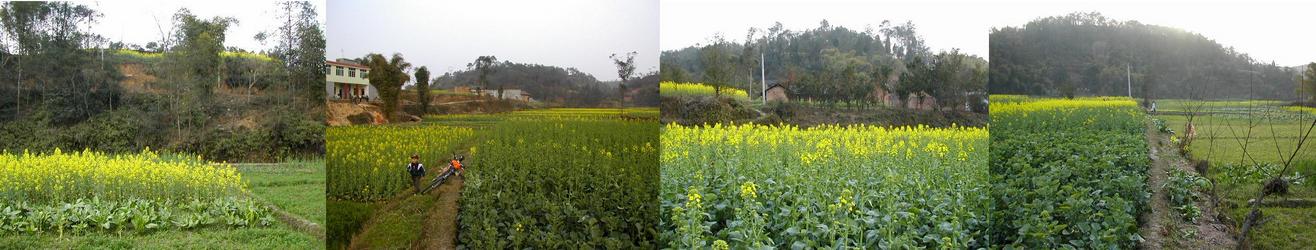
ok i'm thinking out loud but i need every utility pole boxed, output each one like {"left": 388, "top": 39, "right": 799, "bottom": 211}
{"left": 1126, "top": 63, "right": 1132, "bottom": 98}
{"left": 760, "top": 52, "right": 766, "bottom": 101}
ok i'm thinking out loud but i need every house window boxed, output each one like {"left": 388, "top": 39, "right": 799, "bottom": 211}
{"left": 335, "top": 66, "right": 344, "bottom": 76}
{"left": 361, "top": 70, "right": 368, "bottom": 78}
{"left": 349, "top": 68, "right": 356, "bottom": 77}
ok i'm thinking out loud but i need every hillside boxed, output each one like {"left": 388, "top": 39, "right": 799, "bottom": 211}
{"left": 432, "top": 61, "right": 657, "bottom": 107}
{"left": 989, "top": 12, "right": 1298, "bottom": 100}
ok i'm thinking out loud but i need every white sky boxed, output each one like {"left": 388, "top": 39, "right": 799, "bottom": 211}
{"left": 85, "top": 0, "right": 327, "bottom": 52}
{"left": 326, "top": 0, "right": 659, "bottom": 82}
{"left": 662, "top": 0, "right": 1316, "bottom": 66}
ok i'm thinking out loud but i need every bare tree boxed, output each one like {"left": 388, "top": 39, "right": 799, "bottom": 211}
{"left": 611, "top": 51, "right": 636, "bottom": 108}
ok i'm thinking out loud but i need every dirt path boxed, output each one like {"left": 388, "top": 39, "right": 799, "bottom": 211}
{"left": 345, "top": 172, "right": 464, "bottom": 249}
{"left": 1140, "top": 120, "right": 1172, "bottom": 249}
{"left": 415, "top": 175, "right": 463, "bottom": 250}
{"left": 1140, "top": 120, "right": 1237, "bottom": 249}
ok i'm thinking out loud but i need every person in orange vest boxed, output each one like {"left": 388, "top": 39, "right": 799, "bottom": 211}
{"left": 449, "top": 155, "right": 465, "bottom": 177}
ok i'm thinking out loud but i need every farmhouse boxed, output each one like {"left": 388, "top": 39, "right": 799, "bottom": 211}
{"left": 480, "top": 88, "right": 534, "bottom": 102}
{"left": 325, "top": 59, "right": 378, "bottom": 101}
{"left": 765, "top": 83, "right": 788, "bottom": 102}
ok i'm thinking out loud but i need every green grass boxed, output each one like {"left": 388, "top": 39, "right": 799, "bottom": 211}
{"left": 1157, "top": 115, "right": 1316, "bottom": 164}
{"left": 349, "top": 194, "right": 438, "bottom": 249}
{"left": 0, "top": 224, "right": 318, "bottom": 250}
{"left": 237, "top": 160, "right": 327, "bottom": 225}
{"left": 1154, "top": 100, "right": 1316, "bottom": 249}
{"left": 1156, "top": 99, "right": 1287, "bottom": 113}
{"left": 326, "top": 173, "right": 454, "bottom": 250}
{"left": 1211, "top": 160, "right": 1316, "bottom": 250}
{"left": 326, "top": 199, "right": 377, "bottom": 250}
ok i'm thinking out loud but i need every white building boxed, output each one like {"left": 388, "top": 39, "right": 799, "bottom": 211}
{"left": 326, "top": 59, "right": 378, "bottom": 101}
{"left": 480, "top": 89, "right": 533, "bottom": 102}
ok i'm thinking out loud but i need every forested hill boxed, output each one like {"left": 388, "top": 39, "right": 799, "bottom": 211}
{"left": 990, "top": 12, "right": 1298, "bottom": 100}
{"left": 433, "top": 61, "right": 657, "bottom": 107}
{"left": 0, "top": 2, "right": 325, "bottom": 162}
{"left": 661, "top": 20, "right": 986, "bottom": 106}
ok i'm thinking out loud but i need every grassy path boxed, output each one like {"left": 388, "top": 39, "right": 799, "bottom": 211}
{"left": 343, "top": 145, "right": 471, "bottom": 249}
{"left": 417, "top": 175, "right": 462, "bottom": 249}
{"left": 344, "top": 171, "right": 463, "bottom": 249}
{"left": 1139, "top": 120, "right": 1237, "bottom": 249}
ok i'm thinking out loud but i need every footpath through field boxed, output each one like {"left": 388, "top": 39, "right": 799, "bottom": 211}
{"left": 1139, "top": 120, "right": 1236, "bottom": 249}
{"left": 345, "top": 148, "right": 469, "bottom": 250}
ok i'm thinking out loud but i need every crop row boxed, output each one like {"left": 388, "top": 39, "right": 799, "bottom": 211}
{"left": 459, "top": 119, "right": 659, "bottom": 249}
{"left": 428, "top": 108, "right": 659, "bottom": 122}
{"left": 0, "top": 149, "right": 269, "bottom": 234}
{"left": 661, "top": 123, "right": 989, "bottom": 249}
{"left": 989, "top": 96, "right": 1149, "bottom": 248}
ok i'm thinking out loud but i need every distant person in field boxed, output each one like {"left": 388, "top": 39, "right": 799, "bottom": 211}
{"left": 407, "top": 154, "right": 426, "bottom": 194}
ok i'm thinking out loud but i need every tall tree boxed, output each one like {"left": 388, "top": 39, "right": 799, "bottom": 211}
{"left": 273, "top": 1, "right": 326, "bottom": 108}
{"left": 659, "top": 61, "right": 689, "bottom": 83}
{"left": 898, "top": 55, "right": 931, "bottom": 104}
{"left": 364, "top": 53, "right": 411, "bottom": 121}
{"left": 0, "top": 2, "right": 120, "bottom": 124}
{"left": 611, "top": 51, "right": 636, "bottom": 106}
{"left": 468, "top": 55, "right": 499, "bottom": 98}
{"left": 163, "top": 9, "right": 233, "bottom": 133}
{"left": 414, "top": 66, "right": 431, "bottom": 114}
{"left": 701, "top": 34, "right": 732, "bottom": 96}
{"left": 1299, "top": 63, "right": 1316, "bottom": 102}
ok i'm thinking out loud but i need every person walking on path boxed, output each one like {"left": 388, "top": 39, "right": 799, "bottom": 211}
{"left": 407, "top": 154, "right": 426, "bottom": 194}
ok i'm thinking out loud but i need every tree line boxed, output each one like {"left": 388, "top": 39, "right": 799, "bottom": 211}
{"left": 990, "top": 12, "right": 1303, "bottom": 100}
{"left": 431, "top": 58, "right": 658, "bottom": 107}
{"left": 661, "top": 20, "right": 986, "bottom": 110}
{"left": 350, "top": 52, "right": 659, "bottom": 121}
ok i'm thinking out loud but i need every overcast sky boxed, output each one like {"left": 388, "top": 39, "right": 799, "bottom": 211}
{"left": 88, "top": 0, "right": 326, "bottom": 52}
{"left": 327, "top": 0, "right": 659, "bottom": 82}
{"left": 662, "top": 0, "right": 1316, "bottom": 66}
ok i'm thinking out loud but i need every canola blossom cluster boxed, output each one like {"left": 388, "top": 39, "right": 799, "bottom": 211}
{"left": 0, "top": 148, "right": 247, "bottom": 204}
{"left": 662, "top": 123, "right": 989, "bottom": 249}
{"left": 660, "top": 81, "right": 751, "bottom": 102}
{"left": 0, "top": 149, "right": 271, "bottom": 234}
{"left": 326, "top": 125, "right": 475, "bottom": 201}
